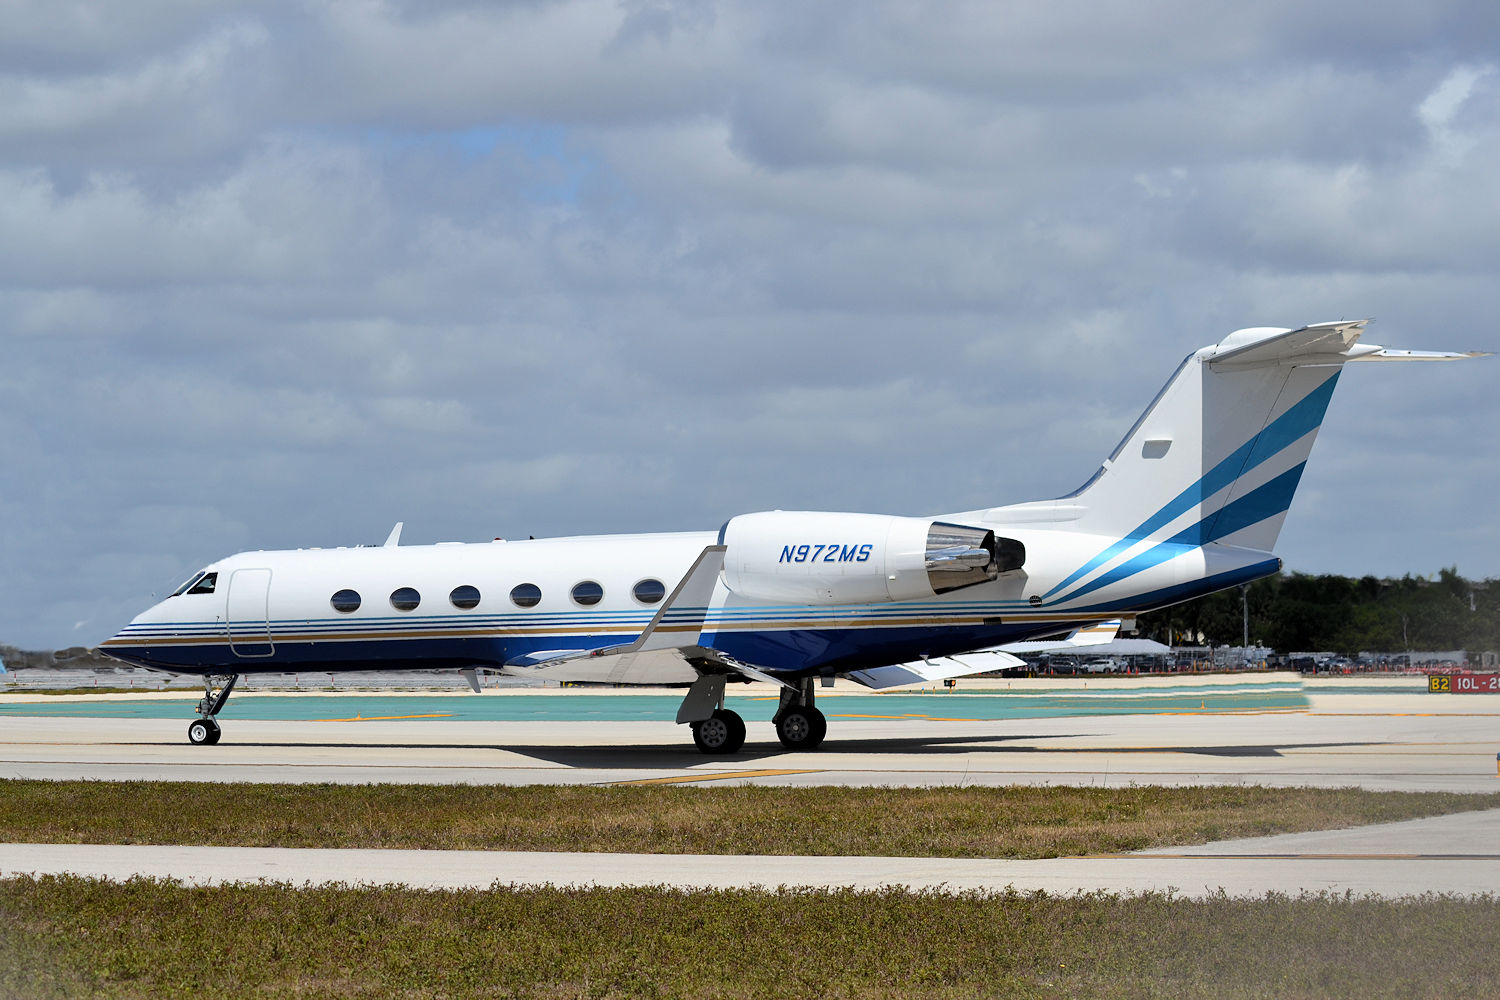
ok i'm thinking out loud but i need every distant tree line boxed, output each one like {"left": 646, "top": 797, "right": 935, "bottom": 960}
{"left": 1134, "top": 569, "right": 1500, "bottom": 655}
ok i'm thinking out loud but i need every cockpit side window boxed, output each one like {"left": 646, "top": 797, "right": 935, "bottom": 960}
{"left": 170, "top": 573, "right": 203, "bottom": 597}
{"left": 171, "top": 571, "right": 216, "bottom": 597}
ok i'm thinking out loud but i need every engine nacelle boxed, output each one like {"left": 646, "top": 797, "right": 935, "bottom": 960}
{"left": 720, "top": 511, "right": 1024, "bottom": 605}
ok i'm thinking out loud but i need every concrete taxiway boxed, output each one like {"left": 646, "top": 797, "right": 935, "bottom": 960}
{"left": 0, "top": 681, "right": 1496, "bottom": 792}
{"left": 4, "top": 809, "right": 1497, "bottom": 899}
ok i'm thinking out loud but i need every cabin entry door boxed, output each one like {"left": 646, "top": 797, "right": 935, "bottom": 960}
{"left": 226, "top": 568, "right": 275, "bottom": 658}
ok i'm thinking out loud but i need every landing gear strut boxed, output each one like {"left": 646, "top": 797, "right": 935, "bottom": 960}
{"left": 189, "top": 674, "right": 239, "bottom": 746}
{"left": 773, "top": 677, "right": 827, "bottom": 751}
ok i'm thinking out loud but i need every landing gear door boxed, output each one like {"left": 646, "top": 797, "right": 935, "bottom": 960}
{"left": 226, "top": 568, "right": 274, "bottom": 657}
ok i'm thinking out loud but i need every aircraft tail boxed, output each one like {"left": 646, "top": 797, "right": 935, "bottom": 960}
{"left": 1033, "top": 322, "right": 1482, "bottom": 597}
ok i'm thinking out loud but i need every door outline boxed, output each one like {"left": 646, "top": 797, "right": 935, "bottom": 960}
{"left": 226, "top": 568, "right": 275, "bottom": 658}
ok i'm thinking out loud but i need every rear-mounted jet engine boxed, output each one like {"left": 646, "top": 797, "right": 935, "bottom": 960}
{"left": 719, "top": 511, "right": 1024, "bottom": 605}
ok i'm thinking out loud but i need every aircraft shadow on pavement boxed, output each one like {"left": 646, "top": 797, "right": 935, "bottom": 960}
{"left": 177, "top": 734, "right": 1385, "bottom": 770}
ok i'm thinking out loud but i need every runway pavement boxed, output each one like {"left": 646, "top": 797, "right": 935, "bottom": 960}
{"left": 0, "top": 682, "right": 1496, "bottom": 792}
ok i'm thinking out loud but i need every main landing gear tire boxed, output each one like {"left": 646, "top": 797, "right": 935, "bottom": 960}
{"left": 188, "top": 718, "right": 221, "bottom": 746}
{"left": 776, "top": 706, "right": 827, "bottom": 751}
{"left": 691, "top": 709, "right": 747, "bottom": 754}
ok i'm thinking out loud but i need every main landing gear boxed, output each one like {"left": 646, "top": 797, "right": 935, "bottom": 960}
{"left": 677, "top": 674, "right": 827, "bottom": 754}
{"left": 188, "top": 674, "right": 239, "bottom": 745}
{"left": 691, "top": 709, "right": 747, "bottom": 754}
{"left": 773, "top": 677, "right": 826, "bottom": 751}
{"left": 677, "top": 674, "right": 748, "bottom": 755}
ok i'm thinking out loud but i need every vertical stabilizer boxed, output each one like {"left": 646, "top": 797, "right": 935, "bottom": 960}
{"left": 1068, "top": 324, "right": 1350, "bottom": 552}
{"left": 1033, "top": 321, "right": 1481, "bottom": 603}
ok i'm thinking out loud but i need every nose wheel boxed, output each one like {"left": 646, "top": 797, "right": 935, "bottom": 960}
{"left": 188, "top": 718, "right": 222, "bottom": 745}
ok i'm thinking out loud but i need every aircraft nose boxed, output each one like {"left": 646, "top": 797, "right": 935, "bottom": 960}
{"left": 98, "top": 629, "right": 148, "bottom": 667}
{"left": 99, "top": 607, "right": 163, "bottom": 668}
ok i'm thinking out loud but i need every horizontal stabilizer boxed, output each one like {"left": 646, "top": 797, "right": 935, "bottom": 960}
{"left": 1207, "top": 320, "right": 1367, "bottom": 369}
{"left": 1208, "top": 321, "right": 1489, "bottom": 370}
{"left": 1345, "top": 347, "right": 1490, "bottom": 362}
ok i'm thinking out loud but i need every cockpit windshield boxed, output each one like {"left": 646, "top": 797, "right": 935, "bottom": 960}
{"left": 170, "top": 571, "right": 218, "bottom": 597}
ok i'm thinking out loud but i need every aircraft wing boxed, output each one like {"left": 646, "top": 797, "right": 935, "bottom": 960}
{"left": 842, "top": 620, "right": 1122, "bottom": 690}
{"left": 992, "top": 619, "right": 1121, "bottom": 655}
{"left": 843, "top": 649, "right": 1026, "bottom": 690}
{"left": 499, "top": 545, "right": 734, "bottom": 686}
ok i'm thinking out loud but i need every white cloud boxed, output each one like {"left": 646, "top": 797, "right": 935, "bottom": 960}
{"left": 0, "top": 0, "right": 1497, "bottom": 648}
{"left": 0, "top": 18, "right": 270, "bottom": 164}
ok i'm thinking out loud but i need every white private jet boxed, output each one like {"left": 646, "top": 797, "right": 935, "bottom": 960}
{"left": 101, "top": 321, "right": 1483, "bottom": 751}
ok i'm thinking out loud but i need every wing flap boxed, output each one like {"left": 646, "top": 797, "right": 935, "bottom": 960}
{"left": 511, "top": 646, "right": 705, "bottom": 685}
{"left": 842, "top": 619, "right": 1123, "bottom": 690}
{"left": 845, "top": 650, "right": 1024, "bottom": 691}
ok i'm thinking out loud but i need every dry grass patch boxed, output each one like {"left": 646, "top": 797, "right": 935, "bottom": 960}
{"left": 1, "top": 780, "right": 1497, "bottom": 857}
{"left": 3, "top": 875, "right": 1497, "bottom": 999}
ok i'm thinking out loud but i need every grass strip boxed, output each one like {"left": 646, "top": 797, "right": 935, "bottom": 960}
{"left": 2, "top": 780, "right": 1497, "bottom": 858}
{"left": 3, "top": 875, "right": 1497, "bottom": 999}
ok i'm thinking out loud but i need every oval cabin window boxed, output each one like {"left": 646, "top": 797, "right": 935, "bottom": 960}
{"left": 632, "top": 578, "right": 666, "bottom": 605}
{"left": 571, "top": 580, "right": 604, "bottom": 606}
{"left": 450, "top": 585, "right": 481, "bottom": 610}
{"left": 330, "top": 589, "right": 362, "bottom": 614}
{"left": 390, "top": 587, "right": 421, "bottom": 612}
{"left": 510, "top": 583, "right": 542, "bottom": 608}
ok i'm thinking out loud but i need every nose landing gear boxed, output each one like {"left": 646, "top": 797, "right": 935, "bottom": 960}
{"left": 189, "top": 674, "right": 239, "bottom": 746}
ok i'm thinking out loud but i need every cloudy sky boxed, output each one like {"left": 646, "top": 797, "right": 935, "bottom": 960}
{"left": 2, "top": 0, "right": 1497, "bottom": 650}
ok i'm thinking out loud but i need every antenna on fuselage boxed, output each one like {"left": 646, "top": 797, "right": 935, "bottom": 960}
{"left": 383, "top": 522, "right": 404, "bottom": 547}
